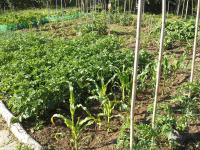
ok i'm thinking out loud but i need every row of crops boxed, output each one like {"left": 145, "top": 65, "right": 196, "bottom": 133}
{"left": 0, "top": 8, "right": 81, "bottom": 31}
{"left": 0, "top": 6, "right": 200, "bottom": 150}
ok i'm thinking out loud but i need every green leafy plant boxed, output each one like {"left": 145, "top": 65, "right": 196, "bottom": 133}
{"left": 164, "top": 20, "right": 195, "bottom": 49}
{"left": 114, "top": 65, "right": 131, "bottom": 103}
{"left": 89, "top": 72, "right": 117, "bottom": 131}
{"left": 76, "top": 13, "right": 108, "bottom": 35}
{"left": 51, "top": 83, "right": 95, "bottom": 150}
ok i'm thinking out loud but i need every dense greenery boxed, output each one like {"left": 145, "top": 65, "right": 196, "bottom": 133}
{"left": 0, "top": 6, "right": 199, "bottom": 149}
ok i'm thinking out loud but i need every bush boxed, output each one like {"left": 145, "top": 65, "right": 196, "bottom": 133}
{"left": 76, "top": 13, "right": 108, "bottom": 35}
{"left": 165, "top": 20, "right": 195, "bottom": 49}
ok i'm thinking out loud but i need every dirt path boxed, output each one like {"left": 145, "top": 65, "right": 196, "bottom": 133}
{"left": 0, "top": 117, "right": 18, "bottom": 150}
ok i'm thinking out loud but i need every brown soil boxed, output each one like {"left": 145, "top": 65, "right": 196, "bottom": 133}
{"left": 28, "top": 119, "right": 122, "bottom": 150}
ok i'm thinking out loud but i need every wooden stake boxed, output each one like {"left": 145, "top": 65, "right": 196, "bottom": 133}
{"left": 130, "top": 0, "right": 142, "bottom": 149}
{"left": 190, "top": 0, "right": 200, "bottom": 83}
{"left": 152, "top": 0, "right": 166, "bottom": 129}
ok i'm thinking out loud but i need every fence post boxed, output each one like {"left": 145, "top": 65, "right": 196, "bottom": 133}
{"left": 130, "top": 0, "right": 143, "bottom": 149}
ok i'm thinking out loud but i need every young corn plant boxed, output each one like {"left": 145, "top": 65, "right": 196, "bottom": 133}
{"left": 88, "top": 73, "right": 117, "bottom": 131}
{"left": 114, "top": 65, "right": 131, "bottom": 103}
{"left": 51, "top": 83, "right": 95, "bottom": 150}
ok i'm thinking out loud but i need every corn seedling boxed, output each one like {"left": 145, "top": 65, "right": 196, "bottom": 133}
{"left": 51, "top": 83, "right": 95, "bottom": 150}
{"left": 88, "top": 72, "right": 116, "bottom": 131}
{"left": 114, "top": 65, "right": 131, "bottom": 102}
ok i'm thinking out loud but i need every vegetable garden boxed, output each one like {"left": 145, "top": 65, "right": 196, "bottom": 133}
{"left": 0, "top": 0, "right": 200, "bottom": 150}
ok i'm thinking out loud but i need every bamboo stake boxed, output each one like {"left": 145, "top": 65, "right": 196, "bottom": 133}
{"left": 124, "top": 0, "right": 127, "bottom": 13}
{"left": 190, "top": 0, "right": 200, "bottom": 83}
{"left": 152, "top": 0, "right": 166, "bottom": 129}
{"left": 130, "top": 0, "right": 142, "bottom": 150}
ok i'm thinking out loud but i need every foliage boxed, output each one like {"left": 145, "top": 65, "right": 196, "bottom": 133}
{"left": 51, "top": 83, "right": 95, "bottom": 150}
{"left": 88, "top": 73, "right": 117, "bottom": 131}
{"left": 0, "top": 9, "right": 50, "bottom": 25}
{"left": 110, "top": 13, "right": 135, "bottom": 26}
{"left": 172, "top": 79, "right": 200, "bottom": 130}
{"left": 0, "top": 28, "right": 160, "bottom": 121}
{"left": 76, "top": 13, "right": 108, "bottom": 35}
{"left": 0, "top": 32, "right": 127, "bottom": 120}
{"left": 165, "top": 20, "right": 195, "bottom": 49}
{"left": 116, "top": 118, "right": 157, "bottom": 150}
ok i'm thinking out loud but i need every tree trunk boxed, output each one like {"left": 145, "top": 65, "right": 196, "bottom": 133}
{"left": 124, "top": 0, "right": 127, "bottom": 13}
{"left": 177, "top": 0, "right": 180, "bottom": 15}
{"left": 185, "top": 0, "right": 189, "bottom": 19}
{"left": 191, "top": 0, "right": 194, "bottom": 16}
{"left": 181, "top": 0, "right": 186, "bottom": 18}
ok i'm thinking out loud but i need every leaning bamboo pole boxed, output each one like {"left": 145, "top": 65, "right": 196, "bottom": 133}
{"left": 190, "top": 0, "right": 200, "bottom": 83}
{"left": 130, "top": 0, "right": 142, "bottom": 150}
{"left": 152, "top": 0, "right": 166, "bottom": 129}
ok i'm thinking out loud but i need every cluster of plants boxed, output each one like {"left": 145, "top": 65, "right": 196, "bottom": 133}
{"left": 0, "top": 9, "right": 50, "bottom": 25}
{"left": 75, "top": 13, "right": 108, "bottom": 35}
{"left": 165, "top": 20, "right": 195, "bottom": 49}
{"left": 116, "top": 76, "right": 200, "bottom": 150}
{"left": 0, "top": 8, "right": 80, "bottom": 31}
{"left": 110, "top": 13, "right": 136, "bottom": 26}
{"left": 149, "top": 18, "right": 196, "bottom": 49}
{"left": 0, "top": 30, "right": 158, "bottom": 121}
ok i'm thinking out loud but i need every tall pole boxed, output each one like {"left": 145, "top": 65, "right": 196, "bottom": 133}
{"left": 190, "top": 0, "right": 200, "bottom": 83}
{"left": 152, "top": 0, "right": 166, "bottom": 129}
{"left": 130, "top": 0, "right": 142, "bottom": 149}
